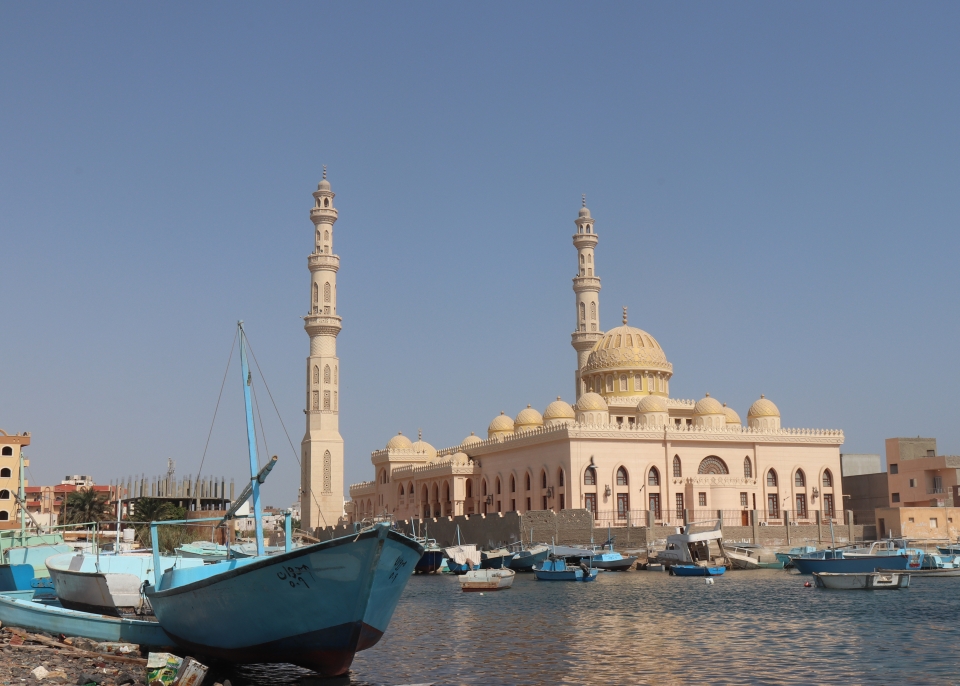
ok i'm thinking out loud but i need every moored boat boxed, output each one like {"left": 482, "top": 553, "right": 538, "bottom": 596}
{"left": 813, "top": 571, "right": 910, "bottom": 590}
{"left": 175, "top": 541, "right": 230, "bottom": 561}
{"left": 670, "top": 564, "right": 725, "bottom": 577}
{"left": 458, "top": 567, "right": 515, "bottom": 591}
{"left": 792, "top": 541, "right": 923, "bottom": 575}
{"left": 480, "top": 548, "right": 517, "bottom": 570}
{"left": 415, "top": 538, "right": 445, "bottom": 574}
{"left": 534, "top": 557, "right": 597, "bottom": 581}
{"left": 508, "top": 544, "right": 550, "bottom": 572}
{"left": 776, "top": 545, "right": 817, "bottom": 569}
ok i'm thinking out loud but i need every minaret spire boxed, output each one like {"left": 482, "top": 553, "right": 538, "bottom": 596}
{"left": 301, "top": 171, "right": 345, "bottom": 532}
{"left": 570, "top": 197, "right": 602, "bottom": 399}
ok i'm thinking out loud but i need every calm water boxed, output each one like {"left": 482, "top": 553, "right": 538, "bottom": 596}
{"left": 231, "top": 570, "right": 960, "bottom": 685}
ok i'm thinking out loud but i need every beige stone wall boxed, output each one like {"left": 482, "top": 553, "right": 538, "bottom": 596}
{"left": 875, "top": 506, "right": 960, "bottom": 540}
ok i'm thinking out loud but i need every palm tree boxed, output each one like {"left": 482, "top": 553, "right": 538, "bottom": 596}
{"left": 64, "top": 488, "right": 112, "bottom": 525}
{"left": 130, "top": 497, "right": 181, "bottom": 524}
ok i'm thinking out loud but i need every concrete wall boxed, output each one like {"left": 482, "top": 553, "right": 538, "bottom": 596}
{"left": 840, "top": 454, "right": 882, "bottom": 477}
{"left": 886, "top": 437, "right": 937, "bottom": 463}
{"left": 875, "top": 506, "right": 960, "bottom": 540}
{"left": 842, "top": 472, "right": 890, "bottom": 525}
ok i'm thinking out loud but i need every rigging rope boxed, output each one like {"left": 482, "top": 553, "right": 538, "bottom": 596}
{"left": 194, "top": 328, "right": 238, "bottom": 504}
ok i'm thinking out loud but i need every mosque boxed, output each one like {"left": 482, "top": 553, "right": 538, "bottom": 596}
{"left": 318, "top": 184, "right": 844, "bottom": 528}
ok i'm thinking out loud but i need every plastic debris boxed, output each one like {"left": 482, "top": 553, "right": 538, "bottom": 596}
{"left": 173, "top": 657, "right": 208, "bottom": 686}
{"left": 145, "top": 653, "right": 182, "bottom": 686}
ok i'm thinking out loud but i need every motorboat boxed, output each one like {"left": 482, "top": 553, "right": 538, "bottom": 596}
{"left": 414, "top": 538, "right": 445, "bottom": 574}
{"left": 588, "top": 540, "right": 637, "bottom": 571}
{"left": 507, "top": 544, "right": 550, "bottom": 572}
{"left": 0, "top": 592, "right": 175, "bottom": 648}
{"left": 792, "top": 540, "right": 923, "bottom": 575}
{"left": 813, "top": 571, "right": 910, "bottom": 590}
{"left": 721, "top": 542, "right": 784, "bottom": 570}
{"left": 533, "top": 557, "right": 597, "bottom": 581}
{"left": 480, "top": 548, "right": 517, "bottom": 570}
{"left": 670, "top": 564, "right": 725, "bottom": 577}
{"left": 775, "top": 546, "right": 817, "bottom": 569}
{"left": 458, "top": 568, "right": 515, "bottom": 592}
{"left": 143, "top": 324, "right": 423, "bottom": 677}
{"left": 650, "top": 519, "right": 724, "bottom": 569}
{"left": 46, "top": 551, "right": 204, "bottom": 616}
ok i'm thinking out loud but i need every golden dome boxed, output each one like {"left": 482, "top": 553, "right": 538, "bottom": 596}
{"left": 386, "top": 432, "right": 413, "bottom": 450}
{"left": 488, "top": 412, "right": 515, "bottom": 434}
{"left": 722, "top": 403, "right": 741, "bottom": 425}
{"left": 514, "top": 405, "right": 544, "bottom": 430}
{"left": 748, "top": 395, "right": 780, "bottom": 418}
{"left": 575, "top": 392, "right": 608, "bottom": 412}
{"left": 637, "top": 395, "right": 668, "bottom": 413}
{"left": 411, "top": 438, "right": 437, "bottom": 458}
{"left": 582, "top": 324, "right": 672, "bottom": 374}
{"left": 461, "top": 432, "right": 482, "bottom": 447}
{"left": 543, "top": 397, "right": 575, "bottom": 420}
{"left": 694, "top": 394, "right": 725, "bottom": 416}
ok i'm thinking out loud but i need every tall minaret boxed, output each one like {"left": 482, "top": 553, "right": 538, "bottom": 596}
{"left": 301, "top": 168, "right": 345, "bottom": 531}
{"left": 571, "top": 195, "right": 603, "bottom": 400}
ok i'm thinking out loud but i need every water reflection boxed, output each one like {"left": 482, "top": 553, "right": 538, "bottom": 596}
{"left": 224, "top": 571, "right": 960, "bottom": 685}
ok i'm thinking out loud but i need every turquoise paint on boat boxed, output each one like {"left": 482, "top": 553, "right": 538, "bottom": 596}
{"left": 4, "top": 544, "right": 75, "bottom": 578}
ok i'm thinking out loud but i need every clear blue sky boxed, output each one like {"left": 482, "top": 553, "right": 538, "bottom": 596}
{"left": 2, "top": 3, "right": 958, "bottom": 506}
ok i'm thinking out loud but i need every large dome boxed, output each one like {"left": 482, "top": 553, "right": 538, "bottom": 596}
{"left": 411, "top": 436, "right": 437, "bottom": 458}
{"left": 575, "top": 392, "right": 608, "bottom": 412}
{"left": 693, "top": 394, "right": 725, "bottom": 416}
{"left": 637, "top": 395, "right": 668, "bottom": 413}
{"left": 514, "top": 405, "right": 544, "bottom": 431}
{"left": 488, "top": 412, "right": 515, "bottom": 437}
{"left": 748, "top": 395, "right": 780, "bottom": 418}
{"left": 582, "top": 324, "right": 672, "bottom": 374}
{"left": 386, "top": 432, "right": 412, "bottom": 450}
{"left": 722, "top": 403, "right": 742, "bottom": 426}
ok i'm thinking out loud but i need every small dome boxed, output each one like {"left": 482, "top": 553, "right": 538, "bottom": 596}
{"left": 722, "top": 403, "right": 741, "bottom": 425}
{"left": 578, "top": 206, "right": 591, "bottom": 218}
{"left": 411, "top": 439, "right": 437, "bottom": 459}
{"left": 386, "top": 432, "right": 412, "bottom": 450}
{"left": 514, "top": 405, "right": 544, "bottom": 430}
{"left": 543, "top": 397, "right": 575, "bottom": 420}
{"left": 748, "top": 395, "right": 780, "bottom": 418}
{"left": 637, "top": 395, "right": 668, "bottom": 413}
{"left": 488, "top": 412, "right": 515, "bottom": 434}
{"left": 450, "top": 451, "right": 469, "bottom": 466}
{"left": 694, "top": 394, "right": 725, "bottom": 416}
{"left": 318, "top": 178, "right": 331, "bottom": 191}
{"left": 461, "top": 432, "right": 482, "bottom": 447}
{"left": 575, "top": 392, "right": 608, "bottom": 412}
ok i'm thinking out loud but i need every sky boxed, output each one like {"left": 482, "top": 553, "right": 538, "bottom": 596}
{"left": 2, "top": 3, "right": 959, "bottom": 507}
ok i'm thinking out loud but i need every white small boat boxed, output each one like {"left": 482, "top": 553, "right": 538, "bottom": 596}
{"left": 813, "top": 571, "right": 911, "bottom": 590}
{"left": 457, "top": 568, "right": 515, "bottom": 592}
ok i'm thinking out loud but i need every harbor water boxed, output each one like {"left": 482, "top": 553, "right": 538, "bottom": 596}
{"left": 233, "top": 569, "right": 960, "bottom": 685}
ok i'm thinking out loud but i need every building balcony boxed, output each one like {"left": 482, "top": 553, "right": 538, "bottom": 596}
{"left": 927, "top": 487, "right": 946, "bottom": 494}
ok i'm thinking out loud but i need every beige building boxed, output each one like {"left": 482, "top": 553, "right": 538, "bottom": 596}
{"left": 885, "top": 437, "right": 960, "bottom": 508}
{"left": 875, "top": 506, "right": 960, "bottom": 540}
{"left": 348, "top": 200, "right": 845, "bottom": 527}
{"left": 300, "top": 169, "right": 346, "bottom": 531}
{"left": 0, "top": 430, "right": 29, "bottom": 528}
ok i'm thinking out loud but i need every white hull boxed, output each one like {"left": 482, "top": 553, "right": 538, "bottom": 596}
{"left": 725, "top": 551, "right": 760, "bottom": 570}
{"left": 458, "top": 568, "right": 515, "bottom": 591}
{"left": 814, "top": 572, "right": 910, "bottom": 590}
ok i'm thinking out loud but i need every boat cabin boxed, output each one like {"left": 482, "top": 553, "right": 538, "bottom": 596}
{"left": 655, "top": 519, "right": 724, "bottom": 566}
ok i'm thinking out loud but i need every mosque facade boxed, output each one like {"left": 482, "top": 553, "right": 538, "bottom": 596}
{"left": 346, "top": 199, "right": 845, "bottom": 527}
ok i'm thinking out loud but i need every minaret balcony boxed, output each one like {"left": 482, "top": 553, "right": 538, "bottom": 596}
{"left": 572, "top": 276, "right": 601, "bottom": 291}
{"left": 572, "top": 233, "right": 599, "bottom": 248}
{"left": 571, "top": 331, "right": 603, "bottom": 349}
{"left": 308, "top": 254, "right": 340, "bottom": 272}
{"left": 304, "top": 314, "right": 342, "bottom": 337}
{"left": 310, "top": 207, "right": 339, "bottom": 224}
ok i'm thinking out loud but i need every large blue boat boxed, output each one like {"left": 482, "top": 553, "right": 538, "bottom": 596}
{"left": 670, "top": 564, "right": 725, "bottom": 577}
{"left": 792, "top": 540, "right": 923, "bottom": 575}
{"left": 508, "top": 544, "right": 550, "bottom": 572}
{"left": 144, "top": 323, "right": 423, "bottom": 677}
{"left": 534, "top": 557, "right": 598, "bottom": 581}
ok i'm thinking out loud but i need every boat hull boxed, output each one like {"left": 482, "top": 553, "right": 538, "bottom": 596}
{"left": 508, "top": 547, "right": 549, "bottom": 572}
{"left": 458, "top": 568, "right": 515, "bottom": 591}
{"left": 671, "top": 565, "right": 725, "bottom": 577}
{"left": 533, "top": 569, "right": 598, "bottom": 581}
{"left": 793, "top": 554, "right": 910, "bottom": 575}
{"left": 0, "top": 594, "right": 174, "bottom": 647}
{"left": 590, "top": 556, "right": 638, "bottom": 571}
{"left": 145, "top": 526, "right": 422, "bottom": 677}
{"left": 415, "top": 550, "right": 444, "bottom": 574}
{"left": 813, "top": 572, "right": 911, "bottom": 590}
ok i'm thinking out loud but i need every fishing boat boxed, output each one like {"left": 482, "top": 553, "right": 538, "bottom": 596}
{"left": 143, "top": 323, "right": 423, "bottom": 677}
{"left": 588, "top": 539, "right": 637, "bottom": 571}
{"left": 775, "top": 545, "right": 817, "bottom": 569}
{"left": 792, "top": 540, "right": 923, "bottom": 575}
{"left": 649, "top": 519, "right": 724, "bottom": 569}
{"left": 721, "top": 543, "right": 784, "bottom": 570}
{"left": 411, "top": 526, "right": 444, "bottom": 573}
{"left": 813, "top": 571, "right": 910, "bottom": 590}
{"left": 0, "top": 592, "right": 175, "bottom": 648}
{"left": 670, "top": 564, "right": 726, "bottom": 577}
{"left": 175, "top": 541, "right": 230, "bottom": 561}
{"left": 46, "top": 551, "right": 204, "bottom": 616}
{"left": 458, "top": 568, "right": 515, "bottom": 592}
{"left": 480, "top": 547, "right": 517, "bottom": 570}
{"left": 534, "top": 557, "right": 598, "bottom": 581}
{"left": 443, "top": 526, "right": 480, "bottom": 575}
{"left": 936, "top": 541, "right": 960, "bottom": 555}
{"left": 507, "top": 544, "right": 550, "bottom": 572}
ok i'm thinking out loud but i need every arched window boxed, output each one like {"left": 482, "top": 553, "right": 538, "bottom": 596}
{"left": 744, "top": 457, "right": 752, "bottom": 479}
{"left": 648, "top": 467, "right": 660, "bottom": 486}
{"left": 795, "top": 470, "right": 805, "bottom": 488}
{"left": 698, "top": 456, "right": 729, "bottom": 475}
{"left": 334, "top": 366, "right": 338, "bottom": 384}
{"left": 466, "top": 480, "right": 473, "bottom": 498}
{"left": 0, "top": 490, "right": 9, "bottom": 500}
{"left": 510, "top": 476, "right": 516, "bottom": 493}
{"left": 323, "top": 198, "right": 329, "bottom": 207}
{"left": 408, "top": 482, "right": 414, "bottom": 497}
{"left": 482, "top": 480, "right": 488, "bottom": 496}
{"left": 606, "top": 376, "right": 613, "bottom": 393}
{"left": 587, "top": 254, "right": 592, "bottom": 263}
{"left": 323, "top": 451, "right": 332, "bottom": 493}
{"left": 541, "top": 471, "right": 547, "bottom": 488}
{"left": 313, "top": 366, "right": 319, "bottom": 385}
{"left": 324, "top": 365, "right": 331, "bottom": 383}
{"left": 584, "top": 467, "right": 596, "bottom": 486}
{"left": 620, "top": 374, "right": 627, "bottom": 391}
{"left": 590, "top": 302, "right": 596, "bottom": 320}
{"left": 324, "top": 230, "right": 329, "bottom": 241}
{"left": 0, "top": 511, "right": 8, "bottom": 521}
{"left": 580, "top": 302, "right": 585, "bottom": 321}
{"left": 524, "top": 473, "right": 531, "bottom": 491}
{"left": 496, "top": 478, "right": 501, "bottom": 495}
{"left": 822, "top": 470, "right": 833, "bottom": 487}
{"left": 767, "top": 470, "right": 778, "bottom": 487}
{"left": 558, "top": 468, "right": 565, "bottom": 486}
{"left": 1, "top": 447, "right": 11, "bottom": 457}
{"left": 443, "top": 482, "right": 450, "bottom": 502}
{"left": 617, "top": 467, "right": 628, "bottom": 486}
{"left": 324, "top": 282, "right": 331, "bottom": 302}
{"left": 0, "top": 468, "right": 9, "bottom": 478}
{"left": 399, "top": 484, "right": 405, "bottom": 496}
{"left": 312, "top": 283, "right": 318, "bottom": 307}
{"left": 673, "top": 456, "right": 682, "bottom": 478}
